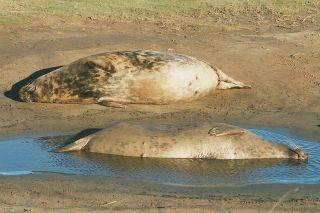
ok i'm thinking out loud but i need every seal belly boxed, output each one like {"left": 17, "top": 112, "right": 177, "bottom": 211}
{"left": 164, "top": 62, "right": 218, "bottom": 101}
{"left": 126, "top": 62, "right": 218, "bottom": 104}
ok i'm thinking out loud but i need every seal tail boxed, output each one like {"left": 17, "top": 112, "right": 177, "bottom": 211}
{"left": 215, "top": 69, "right": 251, "bottom": 90}
{"left": 56, "top": 135, "right": 93, "bottom": 152}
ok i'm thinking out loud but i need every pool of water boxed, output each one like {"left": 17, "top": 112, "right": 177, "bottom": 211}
{"left": 0, "top": 127, "right": 319, "bottom": 186}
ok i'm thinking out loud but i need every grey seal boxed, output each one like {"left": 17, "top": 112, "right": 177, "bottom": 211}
{"left": 19, "top": 50, "right": 250, "bottom": 106}
{"left": 57, "top": 121, "right": 307, "bottom": 160}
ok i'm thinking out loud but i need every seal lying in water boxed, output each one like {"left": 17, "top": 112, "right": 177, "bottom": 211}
{"left": 57, "top": 121, "right": 307, "bottom": 160}
{"left": 19, "top": 50, "right": 250, "bottom": 105}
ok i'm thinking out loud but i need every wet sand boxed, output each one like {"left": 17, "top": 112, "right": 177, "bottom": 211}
{"left": 0, "top": 15, "right": 319, "bottom": 212}
{"left": 1, "top": 173, "right": 320, "bottom": 213}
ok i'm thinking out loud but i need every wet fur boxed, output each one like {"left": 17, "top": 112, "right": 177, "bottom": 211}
{"left": 57, "top": 121, "right": 307, "bottom": 160}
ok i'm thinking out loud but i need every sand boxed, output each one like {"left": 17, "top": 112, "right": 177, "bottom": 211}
{"left": 0, "top": 15, "right": 319, "bottom": 212}
{"left": 1, "top": 173, "right": 320, "bottom": 213}
{"left": 0, "top": 21, "right": 319, "bottom": 140}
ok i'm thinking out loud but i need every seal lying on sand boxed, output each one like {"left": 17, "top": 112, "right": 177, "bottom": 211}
{"left": 57, "top": 121, "right": 307, "bottom": 160}
{"left": 19, "top": 50, "right": 250, "bottom": 106}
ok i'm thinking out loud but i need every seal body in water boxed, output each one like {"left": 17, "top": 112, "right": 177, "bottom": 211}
{"left": 19, "top": 50, "right": 250, "bottom": 105}
{"left": 57, "top": 121, "right": 307, "bottom": 160}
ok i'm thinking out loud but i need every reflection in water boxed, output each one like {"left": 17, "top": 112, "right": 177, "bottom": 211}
{"left": 74, "top": 152, "right": 293, "bottom": 183}
{"left": 0, "top": 127, "right": 318, "bottom": 186}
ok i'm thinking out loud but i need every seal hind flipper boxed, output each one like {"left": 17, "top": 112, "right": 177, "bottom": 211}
{"left": 288, "top": 147, "right": 308, "bottom": 160}
{"left": 56, "top": 135, "right": 93, "bottom": 152}
{"left": 215, "top": 69, "right": 251, "bottom": 89}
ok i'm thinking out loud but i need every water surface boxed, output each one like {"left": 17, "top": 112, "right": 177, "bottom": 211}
{"left": 0, "top": 127, "right": 319, "bottom": 186}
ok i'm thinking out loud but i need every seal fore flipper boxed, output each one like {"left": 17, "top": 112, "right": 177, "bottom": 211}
{"left": 208, "top": 127, "right": 245, "bottom": 136}
{"left": 98, "top": 100, "right": 127, "bottom": 108}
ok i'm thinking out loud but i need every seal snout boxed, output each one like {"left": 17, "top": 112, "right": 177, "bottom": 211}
{"left": 290, "top": 148, "right": 308, "bottom": 161}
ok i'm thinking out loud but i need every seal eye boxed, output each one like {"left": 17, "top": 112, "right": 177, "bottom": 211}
{"left": 85, "top": 61, "right": 116, "bottom": 77}
{"left": 85, "top": 61, "right": 113, "bottom": 72}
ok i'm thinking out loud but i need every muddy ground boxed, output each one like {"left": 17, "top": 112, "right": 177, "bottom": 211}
{"left": 1, "top": 173, "right": 320, "bottom": 213}
{"left": 0, "top": 20, "right": 319, "bottom": 140}
{"left": 0, "top": 16, "right": 319, "bottom": 212}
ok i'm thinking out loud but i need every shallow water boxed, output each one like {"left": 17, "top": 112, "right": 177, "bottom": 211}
{"left": 0, "top": 127, "right": 319, "bottom": 186}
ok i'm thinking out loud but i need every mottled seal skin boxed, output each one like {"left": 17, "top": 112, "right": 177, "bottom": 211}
{"left": 57, "top": 121, "right": 308, "bottom": 160}
{"left": 19, "top": 50, "right": 250, "bottom": 105}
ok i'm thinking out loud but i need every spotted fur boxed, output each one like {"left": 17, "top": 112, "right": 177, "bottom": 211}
{"left": 19, "top": 50, "right": 250, "bottom": 105}
{"left": 57, "top": 121, "right": 308, "bottom": 160}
